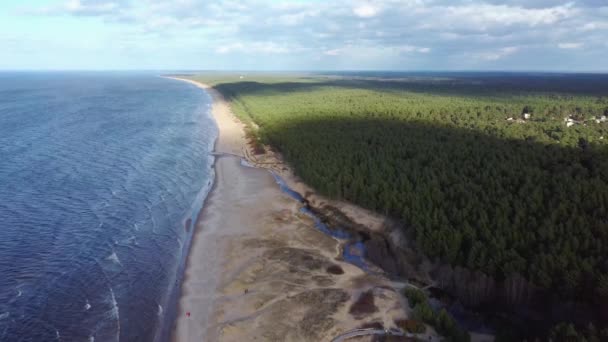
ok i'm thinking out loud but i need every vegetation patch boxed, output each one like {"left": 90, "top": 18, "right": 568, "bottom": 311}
{"left": 394, "top": 318, "right": 426, "bottom": 334}
{"left": 349, "top": 290, "right": 379, "bottom": 318}
{"left": 326, "top": 264, "right": 344, "bottom": 275}
{"left": 359, "top": 321, "right": 384, "bottom": 330}
{"left": 244, "top": 128, "right": 265, "bottom": 154}
{"left": 404, "top": 288, "right": 469, "bottom": 342}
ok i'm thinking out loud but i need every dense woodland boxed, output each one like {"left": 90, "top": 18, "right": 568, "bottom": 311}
{"left": 404, "top": 287, "right": 470, "bottom": 341}
{"left": 191, "top": 73, "right": 608, "bottom": 337}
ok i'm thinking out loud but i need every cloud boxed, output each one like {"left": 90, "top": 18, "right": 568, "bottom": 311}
{"left": 64, "top": 0, "right": 129, "bottom": 16}
{"left": 558, "top": 42, "right": 583, "bottom": 49}
{"left": 482, "top": 0, "right": 603, "bottom": 8}
{"left": 324, "top": 48, "right": 342, "bottom": 56}
{"left": 419, "top": 2, "right": 577, "bottom": 31}
{"left": 475, "top": 46, "right": 520, "bottom": 61}
{"left": 31, "top": 0, "right": 130, "bottom": 16}
{"left": 66, "top": 0, "right": 122, "bottom": 14}
{"left": 216, "top": 41, "right": 291, "bottom": 54}
{"left": 580, "top": 21, "right": 608, "bottom": 31}
{"left": 397, "top": 45, "right": 431, "bottom": 53}
{"left": 353, "top": 3, "right": 381, "bottom": 18}
{"left": 18, "top": 0, "right": 608, "bottom": 70}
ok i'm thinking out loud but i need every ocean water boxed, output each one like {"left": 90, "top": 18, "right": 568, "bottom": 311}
{"left": 0, "top": 72, "right": 217, "bottom": 341}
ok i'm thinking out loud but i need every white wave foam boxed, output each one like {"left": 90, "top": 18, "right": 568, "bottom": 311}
{"left": 117, "top": 235, "right": 136, "bottom": 246}
{"left": 108, "top": 288, "right": 120, "bottom": 341}
{"left": 108, "top": 289, "right": 119, "bottom": 318}
{"left": 157, "top": 304, "right": 163, "bottom": 316}
{"left": 85, "top": 299, "right": 91, "bottom": 311}
{"left": 88, "top": 336, "right": 95, "bottom": 342}
{"left": 106, "top": 252, "right": 122, "bottom": 266}
{"left": 0, "top": 312, "right": 9, "bottom": 320}
{"left": 16, "top": 290, "right": 22, "bottom": 297}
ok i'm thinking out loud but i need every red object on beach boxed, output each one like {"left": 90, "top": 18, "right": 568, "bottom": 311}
{"left": 186, "top": 311, "right": 191, "bottom": 317}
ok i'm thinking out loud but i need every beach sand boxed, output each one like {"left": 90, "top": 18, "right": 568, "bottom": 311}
{"left": 168, "top": 77, "right": 421, "bottom": 342}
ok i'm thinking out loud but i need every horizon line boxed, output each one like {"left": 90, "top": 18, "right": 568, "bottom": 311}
{"left": 1, "top": 69, "right": 608, "bottom": 75}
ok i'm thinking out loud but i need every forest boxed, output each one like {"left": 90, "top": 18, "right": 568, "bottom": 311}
{"left": 189, "top": 73, "right": 608, "bottom": 339}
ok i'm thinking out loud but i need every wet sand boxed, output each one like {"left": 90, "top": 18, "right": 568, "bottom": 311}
{"left": 168, "top": 77, "right": 426, "bottom": 341}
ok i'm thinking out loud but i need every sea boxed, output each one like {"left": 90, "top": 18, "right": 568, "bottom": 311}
{"left": 0, "top": 72, "right": 217, "bottom": 341}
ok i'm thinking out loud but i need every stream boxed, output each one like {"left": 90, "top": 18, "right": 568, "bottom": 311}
{"left": 270, "top": 172, "right": 371, "bottom": 272}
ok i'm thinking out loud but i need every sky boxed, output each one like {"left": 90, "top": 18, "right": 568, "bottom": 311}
{"left": 1, "top": 0, "right": 607, "bottom": 71}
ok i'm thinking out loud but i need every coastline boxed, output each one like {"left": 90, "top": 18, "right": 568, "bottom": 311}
{"left": 167, "top": 77, "right": 437, "bottom": 341}
{"left": 166, "top": 77, "right": 249, "bottom": 341}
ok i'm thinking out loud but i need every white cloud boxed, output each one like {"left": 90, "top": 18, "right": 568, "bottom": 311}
{"left": 397, "top": 45, "right": 431, "bottom": 53}
{"left": 422, "top": 2, "right": 577, "bottom": 30}
{"left": 353, "top": 3, "right": 381, "bottom": 18}
{"left": 475, "top": 46, "right": 520, "bottom": 61}
{"left": 216, "top": 41, "right": 290, "bottom": 54}
{"left": 324, "top": 48, "right": 342, "bottom": 56}
{"left": 580, "top": 22, "right": 608, "bottom": 31}
{"left": 558, "top": 42, "right": 583, "bottom": 49}
{"left": 22, "top": 0, "right": 608, "bottom": 70}
{"left": 65, "top": 0, "right": 126, "bottom": 15}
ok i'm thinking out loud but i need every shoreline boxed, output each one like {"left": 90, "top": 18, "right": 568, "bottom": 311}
{"left": 166, "top": 77, "right": 248, "bottom": 341}
{"left": 153, "top": 77, "right": 223, "bottom": 342}
{"left": 167, "top": 76, "right": 437, "bottom": 341}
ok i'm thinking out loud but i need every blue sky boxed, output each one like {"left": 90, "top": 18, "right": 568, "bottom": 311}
{"left": 1, "top": 0, "right": 607, "bottom": 71}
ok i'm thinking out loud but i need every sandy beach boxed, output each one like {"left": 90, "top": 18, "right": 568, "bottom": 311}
{"left": 168, "top": 77, "right": 430, "bottom": 342}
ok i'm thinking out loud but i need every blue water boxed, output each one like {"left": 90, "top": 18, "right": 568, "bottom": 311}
{"left": 0, "top": 72, "right": 217, "bottom": 341}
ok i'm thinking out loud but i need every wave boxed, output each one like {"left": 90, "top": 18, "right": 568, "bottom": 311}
{"left": 108, "top": 287, "right": 120, "bottom": 342}
{"left": 106, "top": 252, "right": 122, "bottom": 266}
{"left": 116, "top": 235, "right": 137, "bottom": 247}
